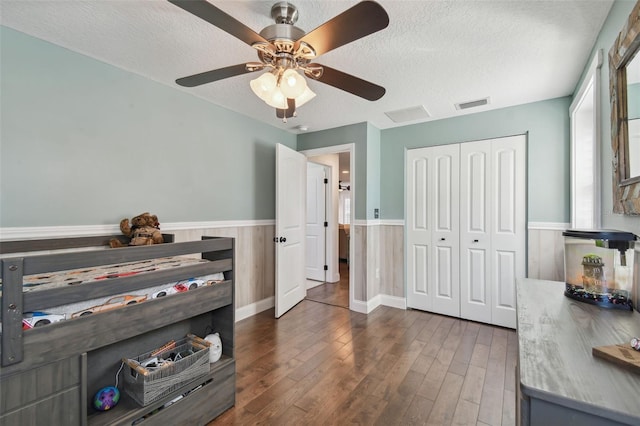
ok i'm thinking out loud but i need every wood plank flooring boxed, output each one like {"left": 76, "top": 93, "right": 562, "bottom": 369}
{"left": 209, "top": 300, "right": 517, "bottom": 425}
{"left": 305, "top": 261, "right": 350, "bottom": 308}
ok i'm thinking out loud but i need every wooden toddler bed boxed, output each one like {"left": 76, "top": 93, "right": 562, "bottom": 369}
{"left": 0, "top": 234, "right": 236, "bottom": 425}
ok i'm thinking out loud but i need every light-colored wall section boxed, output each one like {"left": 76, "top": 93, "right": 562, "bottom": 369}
{"left": 366, "top": 224, "right": 381, "bottom": 300}
{"left": 141, "top": 224, "right": 275, "bottom": 312}
{"left": 527, "top": 225, "right": 567, "bottom": 282}
{"left": 351, "top": 224, "right": 367, "bottom": 301}
{"left": 381, "top": 98, "right": 571, "bottom": 223}
{"left": 366, "top": 123, "right": 381, "bottom": 220}
{"left": 0, "top": 27, "right": 295, "bottom": 227}
{"left": 379, "top": 224, "right": 404, "bottom": 298}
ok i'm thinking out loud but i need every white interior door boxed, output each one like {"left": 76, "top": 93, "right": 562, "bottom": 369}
{"left": 306, "top": 162, "right": 326, "bottom": 282}
{"left": 275, "top": 144, "right": 307, "bottom": 318}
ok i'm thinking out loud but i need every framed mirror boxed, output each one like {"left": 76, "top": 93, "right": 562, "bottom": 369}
{"left": 609, "top": 1, "right": 640, "bottom": 215}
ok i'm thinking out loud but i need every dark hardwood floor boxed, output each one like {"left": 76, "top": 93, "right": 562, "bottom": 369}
{"left": 209, "top": 292, "right": 517, "bottom": 425}
{"left": 305, "top": 261, "right": 350, "bottom": 308}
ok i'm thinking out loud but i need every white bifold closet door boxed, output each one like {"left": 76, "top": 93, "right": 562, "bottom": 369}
{"left": 407, "top": 135, "right": 526, "bottom": 329}
{"left": 406, "top": 144, "right": 460, "bottom": 317}
{"left": 459, "top": 136, "right": 526, "bottom": 328}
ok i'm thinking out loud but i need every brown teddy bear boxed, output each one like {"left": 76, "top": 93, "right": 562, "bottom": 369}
{"left": 109, "top": 213, "right": 164, "bottom": 248}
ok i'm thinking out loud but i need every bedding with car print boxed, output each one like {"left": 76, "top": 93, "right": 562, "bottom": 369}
{"left": 0, "top": 256, "right": 225, "bottom": 330}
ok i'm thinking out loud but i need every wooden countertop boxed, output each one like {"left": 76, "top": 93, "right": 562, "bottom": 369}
{"left": 517, "top": 278, "right": 640, "bottom": 424}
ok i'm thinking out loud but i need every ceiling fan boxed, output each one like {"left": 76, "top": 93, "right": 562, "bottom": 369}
{"left": 168, "top": 0, "right": 389, "bottom": 121}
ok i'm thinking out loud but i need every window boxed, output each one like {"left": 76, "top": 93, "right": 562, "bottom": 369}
{"left": 339, "top": 189, "right": 351, "bottom": 224}
{"left": 570, "top": 50, "right": 602, "bottom": 229}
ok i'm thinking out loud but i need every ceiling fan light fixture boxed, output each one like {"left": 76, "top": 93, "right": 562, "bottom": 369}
{"left": 170, "top": 0, "right": 390, "bottom": 121}
{"left": 254, "top": 70, "right": 315, "bottom": 111}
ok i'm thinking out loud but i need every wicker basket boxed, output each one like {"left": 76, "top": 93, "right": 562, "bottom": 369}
{"left": 122, "top": 334, "right": 211, "bottom": 406}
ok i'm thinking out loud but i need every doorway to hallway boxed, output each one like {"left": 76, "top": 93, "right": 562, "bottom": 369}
{"left": 303, "top": 146, "right": 353, "bottom": 310}
{"left": 305, "top": 260, "right": 349, "bottom": 308}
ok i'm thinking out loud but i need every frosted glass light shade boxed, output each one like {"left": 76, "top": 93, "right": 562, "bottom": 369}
{"left": 264, "top": 87, "right": 288, "bottom": 109}
{"left": 250, "top": 72, "right": 277, "bottom": 99}
{"left": 280, "top": 69, "right": 307, "bottom": 98}
{"left": 295, "top": 86, "right": 316, "bottom": 108}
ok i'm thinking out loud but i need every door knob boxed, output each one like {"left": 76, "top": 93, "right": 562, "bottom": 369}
{"left": 280, "top": 237, "right": 287, "bottom": 243}
{"left": 273, "top": 237, "right": 278, "bottom": 243}
{"left": 473, "top": 239, "right": 479, "bottom": 243}
{"left": 440, "top": 238, "right": 445, "bottom": 241}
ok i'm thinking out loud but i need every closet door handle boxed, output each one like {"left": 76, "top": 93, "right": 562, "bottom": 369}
{"left": 473, "top": 239, "right": 479, "bottom": 243}
{"left": 440, "top": 238, "right": 446, "bottom": 241}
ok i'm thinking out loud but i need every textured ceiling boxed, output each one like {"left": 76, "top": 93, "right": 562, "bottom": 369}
{"left": 1, "top": 0, "right": 614, "bottom": 134}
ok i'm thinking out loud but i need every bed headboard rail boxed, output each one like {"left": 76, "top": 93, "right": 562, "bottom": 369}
{"left": 0, "top": 233, "right": 175, "bottom": 255}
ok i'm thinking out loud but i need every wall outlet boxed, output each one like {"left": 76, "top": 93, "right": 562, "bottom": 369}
{"left": 374, "top": 208, "right": 379, "bottom": 219}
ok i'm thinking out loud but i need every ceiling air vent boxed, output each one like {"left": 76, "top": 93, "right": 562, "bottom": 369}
{"left": 455, "top": 97, "right": 490, "bottom": 110}
{"left": 385, "top": 106, "right": 430, "bottom": 123}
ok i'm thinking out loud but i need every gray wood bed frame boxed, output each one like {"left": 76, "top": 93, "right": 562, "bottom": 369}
{"left": 0, "top": 234, "right": 236, "bottom": 425}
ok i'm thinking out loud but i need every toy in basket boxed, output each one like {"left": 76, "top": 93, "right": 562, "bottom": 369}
{"left": 122, "top": 334, "right": 211, "bottom": 406}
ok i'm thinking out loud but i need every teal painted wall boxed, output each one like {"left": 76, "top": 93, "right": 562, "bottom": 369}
{"left": 381, "top": 97, "right": 571, "bottom": 222}
{"left": 297, "top": 122, "right": 370, "bottom": 220}
{"left": 366, "top": 123, "right": 381, "bottom": 220}
{"left": 573, "top": 0, "right": 639, "bottom": 235}
{"left": 0, "top": 27, "right": 295, "bottom": 227}
{"left": 298, "top": 97, "right": 570, "bottom": 224}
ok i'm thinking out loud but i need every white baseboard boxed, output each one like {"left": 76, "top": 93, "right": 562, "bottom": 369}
{"left": 350, "top": 294, "right": 406, "bottom": 314}
{"left": 235, "top": 296, "right": 274, "bottom": 322}
{"left": 380, "top": 294, "right": 407, "bottom": 310}
{"left": 350, "top": 299, "right": 371, "bottom": 314}
{"left": 236, "top": 293, "right": 405, "bottom": 321}
{"left": 350, "top": 295, "right": 380, "bottom": 314}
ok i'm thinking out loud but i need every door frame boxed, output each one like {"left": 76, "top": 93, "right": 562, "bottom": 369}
{"left": 299, "top": 143, "right": 355, "bottom": 311}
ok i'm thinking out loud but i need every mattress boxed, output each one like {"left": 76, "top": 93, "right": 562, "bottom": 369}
{"left": 0, "top": 256, "right": 225, "bottom": 329}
